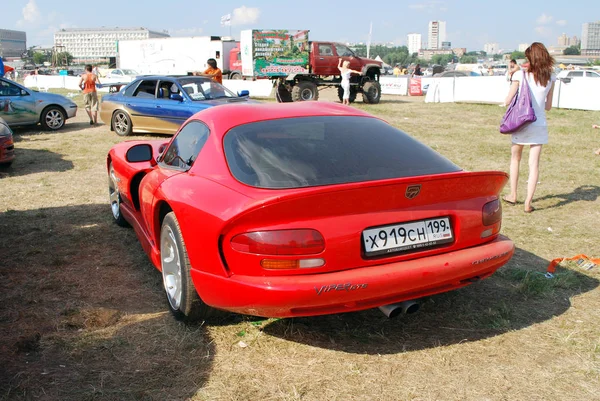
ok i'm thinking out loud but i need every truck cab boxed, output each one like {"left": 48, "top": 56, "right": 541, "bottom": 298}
{"left": 310, "top": 42, "right": 381, "bottom": 80}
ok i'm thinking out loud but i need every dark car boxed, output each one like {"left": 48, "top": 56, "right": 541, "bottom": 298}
{"left": 0, "top": 117, "right": 15, "bottom": 167}
{"left": 99, "top": 75, "right": 252, "bottom": 136}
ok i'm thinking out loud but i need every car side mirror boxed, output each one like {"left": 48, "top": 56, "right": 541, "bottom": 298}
{"left": 170, "top": 93, "right": 184, "bottom": 102}
{"left": 560, "top": 77, "right": 571, "bottom": 84}
{"left": 158, "top": 142, "right": 168, "bottom": 155}
{"left": 238, "top": 90, "right": 250, "bottom": 97}
{"left": 21, "top": 89, "right": 28, "bottom": 96}
{"left": 126, "top": 144, "right": 155, "bottom": 165}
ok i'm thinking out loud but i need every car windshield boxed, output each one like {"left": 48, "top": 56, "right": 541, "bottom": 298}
{"left": 224, "top": 116, "right": 461, "bottom": 189}
{"left": 121, "top": 69, "right": 138, "bottom": 75}
{"left": 177, "top": 77, "right": 236, "bottom": 101}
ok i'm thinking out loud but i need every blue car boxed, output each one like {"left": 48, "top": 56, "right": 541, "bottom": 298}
{"left": 99, "top": 75, "right": 251, "bottom": 136}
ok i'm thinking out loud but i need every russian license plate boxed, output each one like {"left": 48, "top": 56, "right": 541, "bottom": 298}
{"left": 362, "top": 217, "right": 453, "bottom": 257}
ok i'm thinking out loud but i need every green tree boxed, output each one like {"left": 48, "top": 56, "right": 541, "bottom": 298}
{"left": 430, "top": 54, "right": 454, "bottom": 66}
{"left": 53, "top": 51, "right": 73, "bottom": 67}
{"left": 32, "top": 52, "right": 48, "bottom": 65}
{"left": 493, "top": 54, "right": 504, "bottom": 61}
{"left": 510, "top": 51, "right": 526, "bottom": 60}
{"left": 563, "top": 46, "right": 580, "bottom": 55}
{"left": 460, "top": 55, "right": 478, "bottom": 63}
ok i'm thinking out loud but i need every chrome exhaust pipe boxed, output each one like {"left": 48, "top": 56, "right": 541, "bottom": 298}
{"left": 378, "top": 300, "right": 420, "bottom": 318}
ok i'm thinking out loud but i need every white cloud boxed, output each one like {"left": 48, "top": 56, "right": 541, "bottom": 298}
{"left": 170, "top": 28, "right": 204, "bottom": 36}
{"left": 17, "top": 0, "right": 41, "bottom": 26}
{"left": 408, "top": 1, "right": 446, "bottom": 12}
{"left": 231, "top": 6, "right": 260, "bottom": 26}
{"left": 556, "top": 20, "right": 567, "bottom": 26}
{"left": 535, "top": 26, "right": 552, "bottom": 36}
{"left": 536, "top": 13, "right": 553, "bottom": 25}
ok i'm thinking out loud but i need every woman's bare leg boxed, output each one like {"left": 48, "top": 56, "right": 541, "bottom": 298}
{"left": 507, "top": 144, "right": 523, "bottom": 203}
{"left": 524, "top": 144, "right": 543, "bottom": 211}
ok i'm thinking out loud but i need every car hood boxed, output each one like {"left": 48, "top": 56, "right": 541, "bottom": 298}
{"left": 195, "top": 97, "right": 257, "bottom": 106}
{"left": 32, "top": 91, "right": 76, "bottom": 105}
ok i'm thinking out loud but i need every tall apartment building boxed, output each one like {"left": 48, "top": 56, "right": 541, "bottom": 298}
{"left": 54, "top": 27, "right": 170, "bottom": 60}
{"left": 0, "top": 29, "right": 27, "bottom": 58}
{"left": 484, "top": 42, "right": 499, "bottom": 55}
{"left": 581, "top": 22, "right": 600, "bottom": 56}
{"left": 427, "top": 21, "right": 446, "bottom": 50}
{"left": 407, "top": 33, "right": 422, "bottom": 55}
{"left": 558, "top": 33, "right": 580, "bottom": 47}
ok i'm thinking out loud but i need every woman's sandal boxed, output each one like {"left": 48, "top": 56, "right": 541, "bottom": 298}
{"left": 502, "top": 196, "right": 516, "bottom": 206}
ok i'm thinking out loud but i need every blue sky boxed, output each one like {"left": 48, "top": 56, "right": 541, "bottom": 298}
{"left": 4, "top": 0, "right": 596, "bottom": 51}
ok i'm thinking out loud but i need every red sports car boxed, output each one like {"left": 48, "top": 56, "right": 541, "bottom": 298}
{"left": 107, "top": 102, "right": 514, "bottom": 321}
{"left": 0, "top": 117, "right": 15, "bottom": 167}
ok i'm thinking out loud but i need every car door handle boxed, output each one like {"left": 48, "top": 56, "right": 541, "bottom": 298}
{"left": 156, "top": 105, "right": 161, "bottom": 108}
{"left": 126, "top": 103, "right": 132, "bottom": 106}
{"left": 319, "top": 57, "right": 325, "bottom": 60}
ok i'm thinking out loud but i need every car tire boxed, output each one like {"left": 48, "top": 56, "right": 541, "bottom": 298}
{"left": 112, "top": 110, "right": 133, "bottom": 136}
{"left": 160, "top": 212, "right": 216, "bottom": 322}
{"left": 337, "top": 85, "right": 357, "bottom": 103}
{"left": 229, "top": 72, "right": 242, "bottom": 80}
{"left": 108, "top": 163, "right": 129, "bottom": 227}
{"left": 361, "top": 80, "right": 382, "bottom": 104}
{"left": 40, "top": 106, "right": 65, "bottom": 130}
{"left": 0, "top": 161, "right": 13, "bottom": 168}
{"left": 291, "top": 81, "right": 319, "bottom": 102}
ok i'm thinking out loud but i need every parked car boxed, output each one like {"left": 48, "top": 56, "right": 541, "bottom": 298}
{"left": 557, "top": 70, "right": 600, "bottom": 79}
{"left": 106, "top": 101, "right": 514, "bottom": 322}
{"left": 0, "top": 77, "right": 77, "bottom": 130}
{"left": 100, "top": 75, "right": 252, "bottom": 136}
{"left": 105, "top": 68, "right": 139, "bottom": 81}
{"left": 433, "top": 70, "right": 480, "bottom": 77}
{"left": 0, "top": 117, "right": 15, "bottom": 167}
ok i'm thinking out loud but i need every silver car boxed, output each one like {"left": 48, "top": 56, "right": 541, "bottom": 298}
{"left": 0, "top": 77, "right": 77, "bottom": 130}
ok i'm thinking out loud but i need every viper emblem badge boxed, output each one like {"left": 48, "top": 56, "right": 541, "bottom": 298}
{"left": 405, "top": 185, "right": 421, "bottom": 199}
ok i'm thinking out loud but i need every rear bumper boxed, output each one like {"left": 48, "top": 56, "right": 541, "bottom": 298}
{"left": 192, "top": 235, "right": 515, "bottom": 318}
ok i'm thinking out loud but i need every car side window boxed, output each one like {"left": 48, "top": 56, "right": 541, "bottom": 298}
{"left": 586, "top": 71, "right": 599, "bottom": 78}
{"left": 123, "top": 80, "right": 141, "bottom": 97}
{"left": 334, "top": 44, "right": 354, "bottom": 57}
{"left": 568, "top": 71, "right": 584, "bottom": 78}
{"left": 0, "top": 81, "right": 21, "bottom": 96}
{"left": 161, "top": 121, "right": 210, "bottom": 170}
{"left": 318, "top": 44, "right": 333, "bottom": 56}
{"left": 132, "top": 80, "right": 158, "bottom": 98}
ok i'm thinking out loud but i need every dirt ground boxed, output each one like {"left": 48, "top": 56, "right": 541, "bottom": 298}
{"left": 1, "top": 91, "right": 599, "bottom": 401}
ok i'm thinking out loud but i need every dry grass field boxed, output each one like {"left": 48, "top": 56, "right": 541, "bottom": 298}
{"left": 1, "top": 88, "right": 599, "bottom": 401}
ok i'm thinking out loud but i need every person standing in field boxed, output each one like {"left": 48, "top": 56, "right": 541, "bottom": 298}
{"left": 502, "top": 42, "right": 556, "bottom": 213}
{"left": 201, "top": 58, "right": 223, "bottom": 84}
{"left": 506, "top": 59, "right": 520, "bottom": 82}
{"left": 78, "top": 64, "right": 101, "bottom": 125}
{"left": 337, "top": 58, "right": 361, "bottom": 105}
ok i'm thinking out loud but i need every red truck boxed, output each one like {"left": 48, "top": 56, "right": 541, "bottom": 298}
{"left": 232, "top": 30, "right": 383, "bottom": 104}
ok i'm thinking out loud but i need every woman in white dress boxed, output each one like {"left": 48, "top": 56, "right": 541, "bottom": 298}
{"left": 338, "top": 58, "right": 361, "bottom": 105}
{"left": 502, "top": 42, "right": 556, "bottom": 213}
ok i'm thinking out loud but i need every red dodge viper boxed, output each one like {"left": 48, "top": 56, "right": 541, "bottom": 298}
{"left": 106, "top": 102, "right": 514, "bottom": 321}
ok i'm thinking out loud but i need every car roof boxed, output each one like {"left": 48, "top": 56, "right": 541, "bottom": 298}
{"left": 191, "top": 102, "right": 377, "bottom": 138}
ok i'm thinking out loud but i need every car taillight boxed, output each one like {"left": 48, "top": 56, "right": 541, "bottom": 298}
{"left": 231, "top": 229, "right": 325, "bottom": 255}
{"left": 482, "top": 199, "right": 502, "bottom": 226}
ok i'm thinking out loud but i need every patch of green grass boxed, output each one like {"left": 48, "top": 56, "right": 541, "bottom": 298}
{"left": 497, "top": 267, "right": 586, "bottom": 297}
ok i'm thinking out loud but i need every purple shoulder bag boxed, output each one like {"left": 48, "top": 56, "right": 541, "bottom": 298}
{"left": 500, "top": 72, "right": 537, "bottom": 134}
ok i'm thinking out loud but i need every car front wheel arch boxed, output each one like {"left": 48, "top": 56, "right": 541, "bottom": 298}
{"left": 40, "top": 105, "right": 67, "bottom": 130}
{"left": 112, "top": 109, "right": 133, "bottom": 136}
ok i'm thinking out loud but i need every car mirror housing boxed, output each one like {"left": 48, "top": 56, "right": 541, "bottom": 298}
{"left": 126, "top": 144, "right": 155, "bottom": 164}
{"left": 20, "top": 89, "right": 28, "bottom": 96}
{"left": 158, "top": 142, "right": 168, "bottom": 155}
{"left": 170, "top": 93, "right": 184, "bottom": 102}
{"left": 238, "top": 90, "right": 250, "bottom": 97}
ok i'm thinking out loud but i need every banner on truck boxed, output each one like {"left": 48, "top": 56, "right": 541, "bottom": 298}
{"left": 251, "top": 29, "right": 310, "bottom": 77}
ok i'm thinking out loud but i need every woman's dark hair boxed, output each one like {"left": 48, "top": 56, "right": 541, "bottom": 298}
{"left": 207, "top": 58, "right": 217, "bottom": 68}
{"left": 525, "top": 42, "right": 555, "bottom": 87}
{"left": 510, "top": 59, "right": 517, "bottom": 64}
{"left": 85, "top": 64, "right": 92, "bottom": 72}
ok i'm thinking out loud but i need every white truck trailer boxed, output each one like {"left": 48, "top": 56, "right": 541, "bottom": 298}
{"left": 116, "top": 36, "right": 238, "bottom": 76}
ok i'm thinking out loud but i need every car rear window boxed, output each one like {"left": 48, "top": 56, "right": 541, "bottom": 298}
{"left": 223, "top": 116, "right": 461, "bottom": 189}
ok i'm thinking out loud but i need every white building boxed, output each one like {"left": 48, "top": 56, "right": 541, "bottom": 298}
{"left": 484, "top": 42, "right": 499, "bottom": 55}
{"left": 518, "top": 43, "right": 529, "bottom": 52}
{"left": 428, "top": 21, "right": 447, "bottom": 50}
{"left": 54, "top": 27, "right": 169, "bottom": 60}
{"left": 0, "top": 29, "right": 27, "bottom": 58}
{"left": 407, "top": 33, "right": 422, "bottom": 55}
{"left": 582, "top": 21, "right": 600, "bottom": 56}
